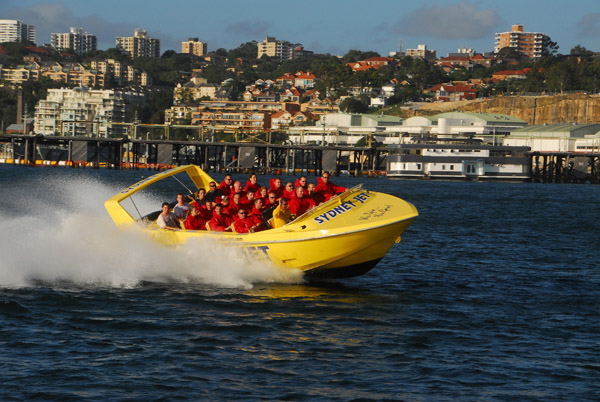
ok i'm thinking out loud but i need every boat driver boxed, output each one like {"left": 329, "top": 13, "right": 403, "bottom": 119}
{"left": 173, "top": 193, "right": 191, "bottom": 220}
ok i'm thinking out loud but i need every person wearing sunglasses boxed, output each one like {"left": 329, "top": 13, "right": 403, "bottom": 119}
{"left": 316, "top": 172, "right": 347, "bottom": 201}
{"left": 218, "top": 174, "right": 234, "bottom": 193}
{"left": 294, "top": 176, "right": 308, "bottom": 190}
{"left": 205, "top": 181, "right": 223, "bottom": 203}
{"left": 233, "top": 208, "right": 253, "bottom": 233}
{"left": 264, "top": 191, "right": 279, "bottom": 209}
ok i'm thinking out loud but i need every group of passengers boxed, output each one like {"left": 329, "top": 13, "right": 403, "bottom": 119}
{"left": 156, "top": 172, "right": 347, "bottom": 233}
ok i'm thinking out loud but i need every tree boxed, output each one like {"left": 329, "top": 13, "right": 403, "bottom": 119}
{"left": 342, "top": 49, "right": 380, "bottom": 63}
{"left": 496, "top": 46, "right": 525, "bottom": 61}
{"left": 542, "top": 37, "right": 559, "bottom": 57}
{"left": 570, "top": 45, "right": 593, "bottom": 61}
{"left": 227, "top": 42, "right": 258, "bottom": 62}
{"left": 546, "top": 59, "right": 575, "bottom": 93}
{"left": 339, "top": 97, "right": 368, "bottom": 113}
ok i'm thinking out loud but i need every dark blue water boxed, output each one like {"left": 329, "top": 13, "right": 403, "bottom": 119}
{"left": 1, "top": 165, "right": 599, "bottom": 401}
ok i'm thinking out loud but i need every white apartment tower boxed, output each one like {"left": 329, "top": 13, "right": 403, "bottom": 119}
{"left": 257, "top": 36, "right": 293, "bottom": 62}
{"left": 51, "top": 27, "right": 97, "bottom": 55}
{"left": 0, "top": 19, "right": 36, "bottom": 44}
{"left": 34, "top": 87, "right": 146, "bottom": 137}
{"left": 116, "top": 28, "right": 160, "bottom": 59}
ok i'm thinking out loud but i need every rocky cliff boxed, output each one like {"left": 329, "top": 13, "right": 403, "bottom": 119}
{"left": 403, "top": 94, "right": 600, "bottom": 124}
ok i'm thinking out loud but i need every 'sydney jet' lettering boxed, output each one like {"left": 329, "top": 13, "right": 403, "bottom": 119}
{"left": 314, "top": 192, "right": 371, "bottom": 224}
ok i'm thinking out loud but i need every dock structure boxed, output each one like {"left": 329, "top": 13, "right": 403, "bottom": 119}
{"left": 0, "top": 134, "right": 386, "bottom": 177}
{"left": 2, "top": 134, "right": 600, "bottom": 183}
{"left": 530, "top": 152, "right": 600, "bottom": 184}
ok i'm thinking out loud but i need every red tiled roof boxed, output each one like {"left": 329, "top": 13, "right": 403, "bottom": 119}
{"left": 493, "top": 69, "right": 529, "bottom": 76}
{"left": 271, "top": 110, "right": 289, "bottom": 118}
{"left": 276, "top": 72, "right": 295, "bottom": 80}
{"left": 25, "top": 46, "right": 48, "bottom": 53}
{"left": 431, "top": 83, "right": 477, "bottom": 93}
{"left": 364, "top": 56, "right": 392, "bottom": 62}
{"left": 440, "top": 56, "right": 471, "bottom": 62}
{"left": 295, "top": 71, "right": 315, "bottom": 79}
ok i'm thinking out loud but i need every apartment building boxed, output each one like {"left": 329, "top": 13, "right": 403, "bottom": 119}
{"left": 116, "top": 28, "right": 160, "bottom": 59}
{"left": 0, "top": 61, "right": 106, "bottom": 87}
{"left": 181, "top": 38, "right": 207, "bottom": 56}
{"left": 89, "top": 59, "right": 150, "bottom": 86}
{"left": 257, "top": 36, "right": 293, "bottom": 62}
{"left": 406, "top": 44, "right": 436, "bottom": 61}
{"left": 186, "top": 100, "right": 301, "bottom": 132}
{"left": 494, "top": 25, "right": 549, "bottom": 60}
{"left": 90, "top": 59, "right": 123, "bottom": 78}
{"left": 0, "top": 19, "right": 35, "bottom": 44}
{"left": 0, "top": 64, "right": 41, "bottom": 83}
{"left": 34, "top": 87, "right": 146, "bottom": 137}
{"left": 50, "top": 27, "right": 97, "bottom": 55}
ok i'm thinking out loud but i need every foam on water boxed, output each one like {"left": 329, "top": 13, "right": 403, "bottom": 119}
{"left": 0, "top": 175, "right": 303, "bottom": 289}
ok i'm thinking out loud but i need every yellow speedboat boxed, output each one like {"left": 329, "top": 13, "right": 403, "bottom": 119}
{"left": 105, "top": 165, "right": 418, "bottom": 279}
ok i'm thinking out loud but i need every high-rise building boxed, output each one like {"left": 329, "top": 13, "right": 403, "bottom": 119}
{"left": 116, "top": 28, "right": 160, "bottom": 59}
{"left": 257, "top": 36, "right": 293, "bottom": 62}
{"left": 495, "top": 25, "right": 549, "bottom": 60}
{"left": 0, "top": 19, "right": 35, "bottom": 44}
{"left": 181, "top": 38, "right": 207, "bottom": 57}
{"left": 51, "top": 27, "right": 97, "bottom": 55}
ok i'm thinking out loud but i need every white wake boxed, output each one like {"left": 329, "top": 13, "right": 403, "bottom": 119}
{"left": 0, "top": 175, "right": 302, "bottom": 289}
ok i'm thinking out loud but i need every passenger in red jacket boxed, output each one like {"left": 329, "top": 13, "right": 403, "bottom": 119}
{"left": 315, "top": 172, "right": 347, "bottom": 201}
{"left": 247, "top": 198, "right": 267, "bottom": 232}
{"left": 190, "top": 188, "right": 206, "bottom": 210}
{"left": 218, "top": 174, "right": 234, "bottom": 194}
{"left": 200, "top": 200, "right": 214, "bottom": 221}
{"left": 269, "top": 178, "right": 284, "bottom": 199}
{"left": 233, "top": 209, "right": 254, "bottom": 233}
{"left": 283, "top": 182, "right": 295, "bottom": 200}
{"left": 295, "top": 176, "right": 308, "bottom": 190}
{"left": 264, "top": 191, "right": 279, "bottom": 210}
{"left": 289, "top": 186, "right": 311, "bottom": 216}
{"left": 241, "top": 191, "right": 255, "bottom": 211}
{"left": 208, "top": 204, "right": 233, "bottom": 232}
{"left": 306, "top": 182, "right": 324, "bottom": 206}
{"left": 256, "top": 186, "right": 268, "bottom": 201}
{"left": 184, "top": 206, "right": 206, "bottom": 230}
{"left": 227, "top": 193, "right": 242, "bottom": 217}
{"left": 244, "top": 173, "right": 261, "bottom": 195}
{"left": 230, "top": 181, "right": 246, "bottom": 199}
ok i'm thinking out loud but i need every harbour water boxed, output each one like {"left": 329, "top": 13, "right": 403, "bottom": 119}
{"left": 1, "top": 166, "right": 599, "bottom": 401}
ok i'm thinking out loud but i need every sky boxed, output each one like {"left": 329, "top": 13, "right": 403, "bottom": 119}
{"left": 2, "top": 0, "right": 600, "bottom": 57}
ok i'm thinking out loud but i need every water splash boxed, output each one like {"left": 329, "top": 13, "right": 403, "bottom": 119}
{"left": 0, "top": 174, "right": 302, "bottom": 289}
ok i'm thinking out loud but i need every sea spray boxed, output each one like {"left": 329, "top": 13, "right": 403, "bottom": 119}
{"left": 0, "top": 174, "right": 302, "bottom": 288}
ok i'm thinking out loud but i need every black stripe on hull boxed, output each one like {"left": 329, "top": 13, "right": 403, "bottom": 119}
{"left": 304, "top": 258, "right": 382, "bottom": 280}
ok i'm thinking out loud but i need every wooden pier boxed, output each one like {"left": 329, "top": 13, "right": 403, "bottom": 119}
{"left": 3, "top": 134, "right": 600, "bottom": 183}
{"left": 0, "top": 134, "right": 387, "bottom": 177}
{"left": 530, "top": 152, "right": 600, "bottom": 184}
